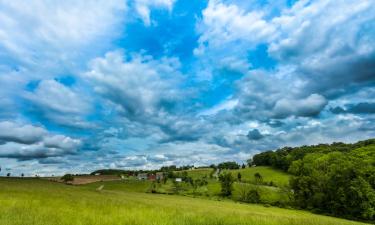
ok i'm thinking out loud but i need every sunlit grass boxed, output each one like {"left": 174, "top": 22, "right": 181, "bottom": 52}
{"left": 0, "top": 178, "right": 369, "bottom": 225}
{"left": 227, "top": 166, "right": 291, "bottom": 187}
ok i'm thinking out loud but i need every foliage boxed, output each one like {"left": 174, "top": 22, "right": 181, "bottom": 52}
{"left": 218, "top": 161, "right": 240, "bottom": 170}
{"left": 61, "top": 174, "right": 74, "bottom": 183}
{"left": 289, "top": 151, "right": 375, "bottom": 220}
{"left": 254, "top": 173, "right": 263, "bottom": 184}
{"left": 219, "top": 173, "right": 234, "bottom": 196}
{"left": 237, "top": 183, "right": 261, "bottom": 203}
{"left": 250, "top": 138, "right": 375, "bottom": 221}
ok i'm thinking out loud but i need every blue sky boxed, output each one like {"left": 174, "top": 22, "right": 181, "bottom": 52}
{"left": 0, "top": 0, "right": 375, "bottom": 176}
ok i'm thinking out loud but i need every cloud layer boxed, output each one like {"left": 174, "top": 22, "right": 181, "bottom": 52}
{"left": 0, "top": 0, "right": 374, "bottom": 176}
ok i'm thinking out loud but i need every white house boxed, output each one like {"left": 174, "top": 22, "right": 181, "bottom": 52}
{"left": 137, "top": 173, "right": 148, "bottom": 180}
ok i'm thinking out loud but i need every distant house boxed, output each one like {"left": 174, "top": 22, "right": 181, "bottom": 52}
{"left": 148, "top": 174, "right": 156, "bottom": 181}
{"left": 175, "top": 178, "right": 182, "bottom": 182}
{"left": 156, "top": 172, "right": 164, "bottom": 180}
{"left": 137, "top": 173, "right": 148, "bottom": 180}
{"left": 94, "top": 173, "right": 101, "bottom": 176}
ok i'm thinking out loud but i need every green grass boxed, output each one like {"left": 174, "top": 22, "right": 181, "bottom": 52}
{"left": 177, "top": 168, "right": 214, "bottom": 179}
{"left": 84, "top": 179, "right": 151, "bottom": 192}
{"left": 0, "top": 178, "right": 369, "bottom": 225}
{"left": 227, "top": 166, "right": 291, "bottom": 187}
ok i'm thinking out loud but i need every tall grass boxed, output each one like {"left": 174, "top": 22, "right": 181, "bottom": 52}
{"left": 0, "top": 178, "right": 369, "bottom": 225}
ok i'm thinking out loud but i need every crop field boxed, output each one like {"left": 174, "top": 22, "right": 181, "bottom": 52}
{"left": 0, "top": 178, "right": 370, "bottom": 225}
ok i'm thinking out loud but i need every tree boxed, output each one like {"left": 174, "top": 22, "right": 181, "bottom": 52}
{"left": 254, "top": 172, "right": 263, "bottom": 184}
{"left": 217, "top": 161, "right": 240, "bottom": 170}
{"left": 237, "top": 172, "right": 242, "bottom": 181}
{"left": 61, "top": 174, "right": 74, "bottom": 183}
{"left": 237, "top": 183, "right": 261, "bottom": 203}
{"left": 219, "top": 173, "right": 234, "bottom": 196}
{"left": 21, "top": 173, "right": 24, "bottom": 178}
{"left": 289, "top": 151, "right": 375, "bottom": 220}
{"left": 241, "top": 164, "right": 246, "bottom": 169}
{"left": 6, "top": 173, "right": 10, "bottom": 177}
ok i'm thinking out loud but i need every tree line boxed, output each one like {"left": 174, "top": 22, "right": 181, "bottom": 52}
{"left": 249, "top": 139, "right": 375, "bottom": 221}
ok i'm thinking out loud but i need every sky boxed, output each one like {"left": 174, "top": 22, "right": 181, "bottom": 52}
{"left": 0, "top": 0, "right": 375, "bottom": 176}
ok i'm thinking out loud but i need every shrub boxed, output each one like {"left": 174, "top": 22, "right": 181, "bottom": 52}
{"left": 219, "top": 173, "right": 234, "bottom": 196}
{"left": 61, "top": 174, "right": 74, "bottom": 183}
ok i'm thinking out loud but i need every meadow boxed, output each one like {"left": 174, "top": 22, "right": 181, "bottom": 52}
{"left": 0, "top": 177, "right": 371, "bottom": 225}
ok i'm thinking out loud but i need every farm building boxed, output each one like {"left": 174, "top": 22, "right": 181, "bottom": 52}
{"left": 137, "top": 173, "right": 148, "bottom": 180}
{"left": 148, "top": 174, "right": 156, "bottom": 181}
{"left": 156, "top": 172, "right": 164, "bottom": 180}
{"left": 175, "top": 178, "right": 182, "bottom": 182}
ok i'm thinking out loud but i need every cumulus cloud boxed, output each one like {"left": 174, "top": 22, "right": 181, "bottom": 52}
{"left": 270, "top": 0, "right": 375, "bottom": 95}
{"left": 273, "top": 94, "right": 328, "bottom": 118}
{"left": 24, "top": 79, "right": 93, "bottom": 128}
{"left": 0, "top": 121, "right": 81, "bottom": 160}
{"left": 1, "top": 0, "right": 375, "bottom": 175}
{"left": 195, "top": 0, "right": 275, "bottom": 55}
{"left": 84, "top": 51, "right": 183, "bottom": 119}
{"left": 0, "top": 0, "right": 126, "bottom": 70}
{"left": 0, "top": 121, "right": 46, "bottom": 144}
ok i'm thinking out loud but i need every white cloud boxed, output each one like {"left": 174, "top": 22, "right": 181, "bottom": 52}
{"left": 195, "top": 0, "right": 276, "bottom": 55}
{"left": 0, "top": 0, "right": 126, "bottom": 69}
{"left": 134, "top": 0, "right": 176, "bottom": 26}
{"left": 26, "top": 80, "right": 90, "bottom": 114}
{"left": 0, "top": 121, "right": 46, "bottom": 144}
{"left": 24, "top": 79, "right": 93, "bottom": 128}
{"left": 0, "top": 121, "right": 81, "bottom": 160}
{"left": 273, "top": 94, "right": 328, "bottom": 118}
{"left": 84, "top": 50, "right": 183, "bottom": 118}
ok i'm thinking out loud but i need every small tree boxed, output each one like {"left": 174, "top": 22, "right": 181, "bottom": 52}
{"left": 254, "top": 172, "right": 263, "bottom": 184}
{"left": 21, "top": 173, "right": 24, "bottom": 178}
{"left": 237, "top": 172, "right": 242, "bottom": 181}
{"left": 238, "top": 183, "right": 261, "bottom": 203}
{"left": 219, "top": 173, "right": 234, "bottom": 196}
{"left": 61, "top": 174, "right": 74, "bottom": 183}
{"left": 6, "top": 173, "right": 10, "bottom": 177}
{"left": 241, "top": 164, "right": 246, "bottom": 169}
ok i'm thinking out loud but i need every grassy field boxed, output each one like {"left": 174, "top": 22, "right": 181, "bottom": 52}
{"left": 182, "top": 168, "right": 214, "bottom": 179}
{"left": 0, "top": 178, "right": 370, "bottom": 225}
{"left": 226, "top": 166, "right": 290, "bottom": 187}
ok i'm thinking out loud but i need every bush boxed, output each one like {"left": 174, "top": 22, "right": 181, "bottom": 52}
{"left": 61, "top": 174, "right": 74, "bottom": 183}
{"left": 238, "top": 184, "right": 261, "bottom": 203}
{"left": 217, "top": 161, "right": 240, "bottom": 170}
{"left": 219, "top": 173, "right": 234, "bottom": 196}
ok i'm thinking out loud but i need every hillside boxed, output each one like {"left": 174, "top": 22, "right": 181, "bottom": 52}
{"left": 0, "top": 178, "right": 370, "bottom": 225}
{"left": 226, "top": 166, "right": 290, "bottom": 187}
{"left": 251, "top": 139, "right": 375, "bottom": 221}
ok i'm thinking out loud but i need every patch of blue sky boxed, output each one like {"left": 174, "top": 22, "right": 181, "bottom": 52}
{"left": 248, "top": 44, "right": 277, "bottom": 70}
{"left": 115, "top": 0, "right": 207, "bottom": 72}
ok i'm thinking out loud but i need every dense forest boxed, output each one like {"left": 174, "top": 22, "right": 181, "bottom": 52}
{"left": 250, "top": 139, "right": 375, "bottom": 221}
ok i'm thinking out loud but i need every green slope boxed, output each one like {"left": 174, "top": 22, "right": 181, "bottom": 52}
{"left": 0, "top": 178, "right": 369, "bottom": 225}
{"left": 226, "top": 166, "right": 291, "bottom": 187}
